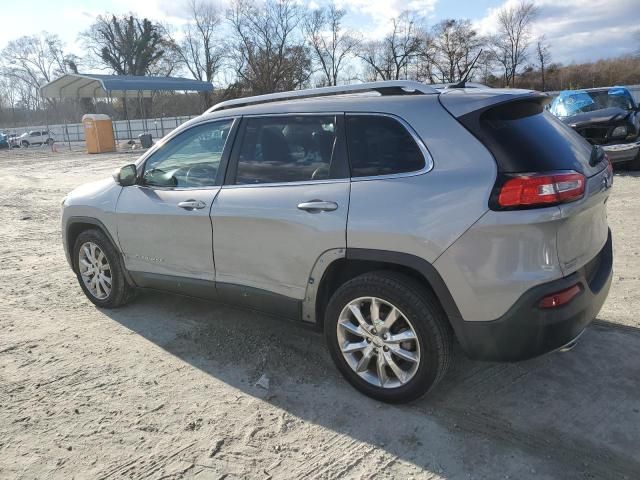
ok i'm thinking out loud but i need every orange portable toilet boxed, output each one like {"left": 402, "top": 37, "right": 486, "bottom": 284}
{"left": 82, "top": 114, "right": 115, "bottom": 153}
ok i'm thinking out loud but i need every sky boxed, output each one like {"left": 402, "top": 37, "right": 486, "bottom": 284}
{"left": 0, "top": 0, "right": 638, "bottom": 69}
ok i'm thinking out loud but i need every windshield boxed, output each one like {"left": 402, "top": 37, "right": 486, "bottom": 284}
{"left": 550, "top": 88, "right": 635, "bottom": 117}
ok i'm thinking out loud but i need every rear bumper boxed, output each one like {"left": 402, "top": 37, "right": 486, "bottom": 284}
{"left": 453, "top": 229, "right": 613, "bottom": 362}
{"left": 602, "top": 141, "right": 640, "bottom": 163}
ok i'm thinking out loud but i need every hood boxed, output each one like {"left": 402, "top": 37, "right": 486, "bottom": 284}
{"left": 65, "top": 177, "right": 120, "bottom": 207}
{"left": 562, "top": 107, "right": 630, "bottom": 127}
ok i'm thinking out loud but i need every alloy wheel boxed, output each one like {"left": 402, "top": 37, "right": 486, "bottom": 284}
{"left": 78, "top": 242, "right": 112, "bottom": 300}
{"left": 336, "top": 296, "right": 421, "bottom": 388}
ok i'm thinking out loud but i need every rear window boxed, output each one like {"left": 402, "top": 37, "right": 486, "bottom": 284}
{"left": 459, "top": 100, "right": 602, "bottom": 176}
{"left": 345, "top": 115, "right": 425, "bottom": 178}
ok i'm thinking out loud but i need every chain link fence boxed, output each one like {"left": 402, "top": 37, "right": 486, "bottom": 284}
{"left": 0, "top": 115, "right": 196, "bottom": 159}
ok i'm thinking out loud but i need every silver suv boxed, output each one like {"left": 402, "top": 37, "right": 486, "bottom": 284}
{"left": 62, "top": 81, "right": 613, "bottom": 403}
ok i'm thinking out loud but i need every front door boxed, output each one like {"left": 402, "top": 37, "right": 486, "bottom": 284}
{"left": 116, "top": 118, "right": 236, "bottom": 281}
{"left": 211, "top": 114, "right": 350, "bottom": 301}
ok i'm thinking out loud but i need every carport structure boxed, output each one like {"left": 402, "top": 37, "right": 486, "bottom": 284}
{"left": 40, "top": 73, "right": 214, "bottom": 143}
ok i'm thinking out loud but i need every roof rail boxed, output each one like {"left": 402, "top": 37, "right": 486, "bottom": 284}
{"left": 206, "top": 80, "right": 438, "bottom": 113}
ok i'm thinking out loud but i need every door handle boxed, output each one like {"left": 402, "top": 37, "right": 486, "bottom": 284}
{"left": 297, "top": 200, "right": 338, "bottom": 212}
{"left": 178, "top": 200, "right": 207, "bottom": 210}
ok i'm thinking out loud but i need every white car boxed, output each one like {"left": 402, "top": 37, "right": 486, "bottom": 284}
{"left": 17, "top": 130, "right": 55, "bottom": 147}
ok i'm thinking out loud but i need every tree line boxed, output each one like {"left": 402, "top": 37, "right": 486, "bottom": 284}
{"left": 1, "top": 0, "right": 639, "bottom": 127}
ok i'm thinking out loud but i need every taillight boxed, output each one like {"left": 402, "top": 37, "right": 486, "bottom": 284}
{"left": 539, "top": 283, "right": 582, "bottom": 309}
{"left": 493, "top": 171, "right": 585, "bottom": 209}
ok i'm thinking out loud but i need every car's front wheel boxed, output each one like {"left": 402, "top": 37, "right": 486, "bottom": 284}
{"left": 21, "top": 140, "right": 29, "bottom": 148}
{"left": 73, "top": 229, "right": 134, "bottom": 308}
{"left": 325, "top": 271, "right": 453, "bottom": 403}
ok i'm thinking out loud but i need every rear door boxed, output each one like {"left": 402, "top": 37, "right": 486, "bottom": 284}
{"left": 211, "top": 114, "right": 350, "bottom": 303}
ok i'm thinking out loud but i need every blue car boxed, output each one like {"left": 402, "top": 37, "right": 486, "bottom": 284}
{"left": 0, "top": 133, "right": 9, "bottom": 149}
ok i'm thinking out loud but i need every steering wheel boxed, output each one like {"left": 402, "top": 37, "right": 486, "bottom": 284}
{"left": 144, "top": 167, "right": 177, "bottom": 187}
{"left": 185, "top": 165, "right": 217, "bottom": 186}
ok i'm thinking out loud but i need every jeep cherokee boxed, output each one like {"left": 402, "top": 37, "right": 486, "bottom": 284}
{"left": 61, "top": 81, "right": 613, "bottom": 403}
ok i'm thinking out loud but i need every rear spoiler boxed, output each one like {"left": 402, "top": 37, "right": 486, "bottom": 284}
{"left": 438, "top": 89, "right": 550, "bottom": 118}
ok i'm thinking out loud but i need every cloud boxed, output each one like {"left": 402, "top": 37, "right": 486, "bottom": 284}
{"left": 474, "top": 0, "right": 640, "bottom": 64}
{"left": 335, "top": 0, "right": 437, "bottom": 38}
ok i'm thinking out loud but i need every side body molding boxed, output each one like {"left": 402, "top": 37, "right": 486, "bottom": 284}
{"left": 302, "top": 248, "right": 346, "bottom": 323}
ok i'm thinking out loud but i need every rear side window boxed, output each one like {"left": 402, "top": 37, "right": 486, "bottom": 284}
{"left": 234, "top": 116, "right": 337, "bottom": 184}
{"left": 458, "top": 101, "right": 601, "bottom": 176}
{"left": 345, "top": 115, "right": 425, "bottom": 178}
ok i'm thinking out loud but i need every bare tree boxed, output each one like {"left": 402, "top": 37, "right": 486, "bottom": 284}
{"left": 227, "top": 0, "right": 311, "bottom": 95}
{"left": 173, "top": 0, "right": 225, "bottom": 106}
{"left": 303, "top": 2, "right": 359, "bottom": 86}
{"left": 535, "top": 35, "right": 551, "bottom": 91}
{"left": 82, "top": 14, "right": 174, "bottom": 117}
{"left": 475, "top": 49, "right": 496, "bottom": 85}
{"left": 430, "top": 19, "right": 484, "bottom": 83}
{"left": 490, "top": 1, "right": 538, "bottom": 87}
{"left": 82, "top": 14, "right": 168, "bottom": 76}
{"left": 1, "top": 32, "right": 75, "bottom": 108}
{"left": 358, "top": 12, "right": 424, "bottom": 81}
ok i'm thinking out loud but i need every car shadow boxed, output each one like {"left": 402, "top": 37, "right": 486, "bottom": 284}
{"left": 101, "top": 290, "right": 640, "bottom": 478}
{"left": 613, "top": 169, "right": 640, "bottom": 178}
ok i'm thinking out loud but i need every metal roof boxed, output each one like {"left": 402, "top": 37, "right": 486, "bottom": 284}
{"left": 41, "top": 73, "right": 213, "bottom": 99}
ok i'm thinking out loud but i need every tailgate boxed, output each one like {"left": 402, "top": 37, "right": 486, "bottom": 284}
{"left": 440, "top": 88, "right": 613, "bottom": 276}
{"left": 556, "top": 166, "right": 612, "bottom": 275}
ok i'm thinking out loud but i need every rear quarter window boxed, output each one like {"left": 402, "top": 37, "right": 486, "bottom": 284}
{"left": 459, "top": 100, "right": 600, "bottom": 176}
{"left": 345, "top": 115, "right": 426, "bottom": 178}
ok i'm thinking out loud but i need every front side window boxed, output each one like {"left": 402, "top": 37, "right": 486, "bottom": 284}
{"left": 234, "top": 116, "right": 337, "bottom": 184}
{"left": 143, "top": 119, "right": 233, "bottom": 188}
{"left": 345, "top": 115, "right": 426, "bottom": 178}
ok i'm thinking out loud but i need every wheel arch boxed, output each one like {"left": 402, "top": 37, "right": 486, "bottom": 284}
{"left": 309, "top": 248, "right": 463, "bottom": 332}
{"left": 65, "top": 217, "right": 134, "bottom": 284}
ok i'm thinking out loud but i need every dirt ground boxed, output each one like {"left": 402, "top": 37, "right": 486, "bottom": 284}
{"left": 1, "top": 148, "right": 639, "bottom": 479}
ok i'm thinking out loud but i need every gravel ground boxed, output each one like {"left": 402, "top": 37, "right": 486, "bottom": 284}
{"left": 1, "top": 148, "right": 639, "bottom": 479}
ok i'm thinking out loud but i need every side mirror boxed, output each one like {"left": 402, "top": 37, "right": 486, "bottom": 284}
{"left": 112, "top": 164, "right": 137, "bottom": 187}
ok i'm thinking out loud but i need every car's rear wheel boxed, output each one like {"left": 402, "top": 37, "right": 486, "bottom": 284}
{"left": 325, "top": 271, "right": 453, "bottom": 403}
{"left": 73, "top": 229, "right": 134, "bottom": 308}
{"left": 46, "top": 138, "right": 54, "bottom": 146}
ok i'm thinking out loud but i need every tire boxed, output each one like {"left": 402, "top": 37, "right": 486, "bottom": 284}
{"left": 21, "top": 140, "right": 29, "bottom": 148}
{"left": 73, "top": 229, "right": 134, "bottom": 308}
{"left": 46, "top": 138, "right": 54, "bottom": 146}
{"left": 324, "top": 271, "right": 453, "bottom": 403}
